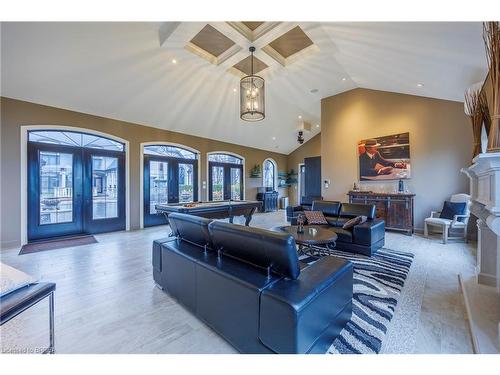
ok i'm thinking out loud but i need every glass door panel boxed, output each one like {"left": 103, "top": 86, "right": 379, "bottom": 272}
{"left": 39, "top": 151, "right": 74, "bottom": 225}
{"left": 230, "top": 168, "right": 241, "bottom": 201}
{"left": 299, "top": 164, "right": 305, "bottom": 200}
{"left": 211, "top": 166, "right": 224, "bottom": 201}
{"left": 91, "top": 156, "right": 118, "bottom": 219}
{"left": 179, "top": 163, "right": 194, "bottom": 203}
{"left": 28, "top": 143, "right": 83, "bottom": 241}
{"left": 149, "top": 160, "right": 169, "bottom": 214}
{"left": 83, "top": 149, "right": 125, "bottom": 234}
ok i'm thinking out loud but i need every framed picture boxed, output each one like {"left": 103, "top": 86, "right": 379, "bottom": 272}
{"left": 358, "top": 132, "right": 411, "bottom": 181}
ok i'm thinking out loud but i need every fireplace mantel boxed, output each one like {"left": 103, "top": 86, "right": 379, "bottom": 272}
{"left": 462, "top": 152, "right": 500, "bottom": 236}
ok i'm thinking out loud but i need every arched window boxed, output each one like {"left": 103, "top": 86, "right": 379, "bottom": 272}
{"left": 208, "top": 153, "right": 244, "bottom": 201}
{"left": 263, "top": 159, "right": 276, "bottom": 190}
{"left": 27, "top": 129, "right": 126, "bottom": 242}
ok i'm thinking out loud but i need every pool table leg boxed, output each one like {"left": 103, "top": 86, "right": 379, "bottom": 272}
{"left": 244, "top": 207, "right": 257, "bottom": 226}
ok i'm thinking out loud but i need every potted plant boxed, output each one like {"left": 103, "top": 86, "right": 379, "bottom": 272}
{"left": 249, "top": 164, "right": 261, "bottom": 178}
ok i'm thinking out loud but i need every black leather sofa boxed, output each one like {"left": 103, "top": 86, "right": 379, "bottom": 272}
{"left": 153, "top": 212, "right": 353, "bottom": 354}
{"left": 290, "top": 200, "right": 385, "bottom": 256}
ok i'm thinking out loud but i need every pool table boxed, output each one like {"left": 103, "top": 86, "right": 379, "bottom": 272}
{"left": 155, "top": 200, "right": 262, "bottom": 226}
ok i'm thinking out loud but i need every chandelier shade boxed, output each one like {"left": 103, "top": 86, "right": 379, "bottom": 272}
{"left": 240, "top": 47, "right": 265, "bottom": 121}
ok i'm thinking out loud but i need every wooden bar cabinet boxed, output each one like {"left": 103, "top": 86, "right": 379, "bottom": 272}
{"left": 348, "top": 191, "right": 415, "bottom": 235}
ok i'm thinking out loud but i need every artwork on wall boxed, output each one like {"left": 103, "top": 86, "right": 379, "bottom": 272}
{"left": 358, "top": 132, "right": 411, "bottom": 181}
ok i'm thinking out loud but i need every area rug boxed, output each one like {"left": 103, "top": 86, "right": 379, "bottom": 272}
{"left": 19, "top": 235, "right": 98, "bottom": 255}
{"left": 301, "top": 247, "right": 414, "bottom": 354}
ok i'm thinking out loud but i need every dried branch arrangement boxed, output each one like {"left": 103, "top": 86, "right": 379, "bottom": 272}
{"left": 479, "top": 90, "right": 491, "bottom": 136}
{"left": 484, "top": 22, "right": 500, "bottom": 152}
{"left": 465, "top": 86, "right": 483, "bottom": 158}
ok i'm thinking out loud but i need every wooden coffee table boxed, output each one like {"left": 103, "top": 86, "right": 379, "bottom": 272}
{"left": 273, "top": 225, "right": 338, "bottom": 256}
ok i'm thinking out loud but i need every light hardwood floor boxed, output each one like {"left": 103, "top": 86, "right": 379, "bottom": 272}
{"left": 0, "top": 211, "right": 475, "bottom": 354}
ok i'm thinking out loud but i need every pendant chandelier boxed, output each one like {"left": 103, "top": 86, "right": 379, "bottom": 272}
{"left": 240, "top": 46, "right": 265, "bottom": 122}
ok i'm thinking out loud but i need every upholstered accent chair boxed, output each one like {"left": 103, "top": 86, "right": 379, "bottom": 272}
{"left": 424, "top": 193, "right": 471, "bottom": 244}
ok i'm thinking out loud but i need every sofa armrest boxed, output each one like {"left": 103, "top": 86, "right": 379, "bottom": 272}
{"left": 152, "top": 237, "right": 178, "bottom": 272}
{"left": 352, "top": 219, "right": 385, "bottom": 247}
{"left": 430, "top": 211, "right": 441, "bottom": 218}
{"left": 259, "top": 256, "right": 353, "bottom": 353}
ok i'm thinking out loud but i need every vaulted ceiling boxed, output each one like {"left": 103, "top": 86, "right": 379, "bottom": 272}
{"left": 0, "top": 22, "right": 487, "bottom": 154}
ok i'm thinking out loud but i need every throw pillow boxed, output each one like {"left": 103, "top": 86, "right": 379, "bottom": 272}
{"left": 439, "top": 201, "right": 466, "bottom": 220}
{"left": 304, "top": 210, "right": 328, "bottom": 225}
{"left": 342, "top": 215, "right": 367, "bottom": 230}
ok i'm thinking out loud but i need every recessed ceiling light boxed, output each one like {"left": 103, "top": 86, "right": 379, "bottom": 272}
{"left": 298, "top": 115, "right": 302, "bottom": 119}
{"left": 342, "top": 77, "right": 347, "bottom": 81}
{"left": 417, "top": 83, "right": 424, "bottom": 87}
{"left": 316, "top": 124, "right": 320, "bottom": 128}
{"left": 233, "top": 88, "right": 237, "bottom": 92}
{"left": 310, "top": 88, "right": 318, "bottom": 94}
{"left": 272, "top": 136, "right": 276, "bottom": 140}
{"left": 171, "top": 59, "right": 177, "bottom": 64}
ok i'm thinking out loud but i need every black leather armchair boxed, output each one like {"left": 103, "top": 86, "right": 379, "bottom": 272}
{"left": 285, "top": 195, "right": 323, "bottom": 222}
{"left": 292, "top": 200, "right": 385, "bottom": 256}
{"left": 153, "top": 212, "right": 353, "bottom": 354}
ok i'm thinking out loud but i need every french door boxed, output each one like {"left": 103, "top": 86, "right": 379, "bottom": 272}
{"left": 143, "top": 155, "right": 198, "bottom": 227}
{"left": 28, "top": 142, "right": 126, "bottom": 241}
{"left": 208, "top": 162, "right": 243, "bottom": 201}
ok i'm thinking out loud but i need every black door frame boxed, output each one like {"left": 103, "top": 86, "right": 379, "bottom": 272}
{"left": 143, "top": 154, "right": 198, "bottom": 227}
{"left": 27, "top": 141, "right": 126, "bottom": 241}
{"left": 208, "top": 161, "right": 244, "bottom": 201}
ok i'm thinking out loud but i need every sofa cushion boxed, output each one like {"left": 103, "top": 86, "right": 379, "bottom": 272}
{"left": 168, "top": 212, "right": 213, "bottom": 248}
{"left": 304, "top": 211, "right": 328, "bottom": 225}
{"left": 325, "top": 216, "right": 338, "bottom": 226}
{"left": 439, "top": 201, "right": 466, "bottom": 220}
{"left": 339, "top": 203, "right": 376, "bottom": 219}
{"left": 311, "top": 200, "right": 341, "bottom": 217}
{"left": 334, "top": 217, "right": 350, "bottom": 228}
{"left": 208, "top": 221, "right": 301, "bottom": 280}
{"left": 342, "top": 215, "right": 367, "bottom": 230}
{"left": 326, "top": 227, "right": 353, "bottom": 243}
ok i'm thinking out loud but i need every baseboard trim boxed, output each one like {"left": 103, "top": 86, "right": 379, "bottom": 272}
{"left": 477, "top": 273, "right": 497, "bottom": 287}
{"left": 1, "top": 239, "right": 21, "bottom": 251}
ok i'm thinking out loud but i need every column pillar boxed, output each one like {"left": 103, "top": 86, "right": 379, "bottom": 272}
{"left": 476, "top": 218, "right": 499, "bottom": 287}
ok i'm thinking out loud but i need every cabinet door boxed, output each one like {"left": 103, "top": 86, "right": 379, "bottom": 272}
{"left": 372, "top": 199, "right": 387, "bottom": 221}
{"left": 387, "top": 198, "right": 411, "bottom": 229}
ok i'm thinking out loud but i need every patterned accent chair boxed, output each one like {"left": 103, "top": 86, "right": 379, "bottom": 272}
{"left": 424, "top": 193, "right": 471, "bottom": 244}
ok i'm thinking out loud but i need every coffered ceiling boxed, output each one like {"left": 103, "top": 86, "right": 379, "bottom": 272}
{"left": 0, "top": 22, "right": 488, "bottom": 154}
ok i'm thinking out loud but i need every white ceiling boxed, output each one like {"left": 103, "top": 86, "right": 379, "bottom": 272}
{"left": 0, "top": 22, "right": 488, "bottom": 154}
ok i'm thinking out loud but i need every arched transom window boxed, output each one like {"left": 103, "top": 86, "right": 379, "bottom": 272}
{"left": 29, "top": 130, "right": 124, "bottom": 151}
{"left": 144, "top": 145, "right": 197, "bottom": 159}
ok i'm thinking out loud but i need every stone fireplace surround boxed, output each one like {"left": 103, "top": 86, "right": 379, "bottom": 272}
{"left": 461, "top": 152, "right": 500, "bottom": 353}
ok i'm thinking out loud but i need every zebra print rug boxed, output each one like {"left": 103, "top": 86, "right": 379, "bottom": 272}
{"left": 300, "top": 247, "right": 414, "bottom": 354}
